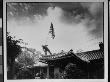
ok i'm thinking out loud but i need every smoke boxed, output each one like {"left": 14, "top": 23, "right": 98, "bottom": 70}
{"left": 47, "top": 7, "right": 63, "bottom": 22}
{"left": 81, "top": 3, "right": 103, "bottom": 16}
{"left": 81, "top": 2, "right": 103, "bottom": 40}
{"left": 7, "top": 3, "right": 103, "bottom": 53}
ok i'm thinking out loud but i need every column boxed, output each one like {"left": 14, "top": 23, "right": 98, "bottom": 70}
{"left": 47, "top": 66, "right": 49, "bottom": 79}
{"left": 54, "top": 67, "right": 59, "bottom": 79}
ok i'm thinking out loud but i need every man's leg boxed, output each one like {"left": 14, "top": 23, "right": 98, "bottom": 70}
{"left": 45, "top": 51, "right": 47, "bottom": 55}
{"left": 48, "top": 50, "right": 52, "bottom": 55}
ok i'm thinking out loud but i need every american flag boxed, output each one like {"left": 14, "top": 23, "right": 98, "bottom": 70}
{"left": 49, "top": 22, "right": 55, "bottom": 39}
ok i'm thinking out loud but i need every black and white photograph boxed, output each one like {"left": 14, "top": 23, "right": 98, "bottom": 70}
{"left": 3, "top": 0, "right": 108, "bottom": 81}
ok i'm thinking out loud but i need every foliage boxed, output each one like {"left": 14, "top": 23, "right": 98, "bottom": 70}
{"left": 7, "top": 33, "right": 22, "bottom": 60}
{"left": 7, "top": 32, "right": 22, "bottom": 79}
{"left": 63, "top": 63, "right": 86, "bottom": 79}
{"left": 16, "top": 49, "right": 35, "bottom": 68}
{"left": 16, "top": 68, "right": 34, "bottom": 79}
{"left": 15, "top": 47, "right": 43, "bottom": 79}
{"left": 16, "top": 47, "right": 42, "bottom": 69}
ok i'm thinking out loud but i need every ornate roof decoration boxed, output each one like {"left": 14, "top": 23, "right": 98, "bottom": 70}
{"left": 40, "top": 49, "right": 104, "bottom": 63}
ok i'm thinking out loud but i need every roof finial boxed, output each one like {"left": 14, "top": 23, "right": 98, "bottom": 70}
{"left": 99, "top": 42, "right": 104, "bottom": 51}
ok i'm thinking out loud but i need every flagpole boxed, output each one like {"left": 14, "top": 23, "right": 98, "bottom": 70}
{"left": 45, "top": 32, "right": 49, "bottom": 45}
{"left": 45, "top": 22, "right": 51, "bottom": 45}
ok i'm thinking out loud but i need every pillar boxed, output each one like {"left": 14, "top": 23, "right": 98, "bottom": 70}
{"left": 47, "top": 66, "right": 49, "bottom": 79}
{"left": 54, "top": 67, "right": 60, "bottom": 79}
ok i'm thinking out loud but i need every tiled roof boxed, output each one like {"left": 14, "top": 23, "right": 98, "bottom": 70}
{"left": 40, "top": 52, "right": 70, "bottom": 60}
{"left": 76, "top": 50, "right": 104, "bottom": 62}
{"left": 40, "top": 49, "right": 104, "bottom": 62}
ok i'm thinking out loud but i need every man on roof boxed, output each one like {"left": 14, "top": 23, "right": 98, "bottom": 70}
{"left": 42, "top": 45, "right": 52, "bottom": 55}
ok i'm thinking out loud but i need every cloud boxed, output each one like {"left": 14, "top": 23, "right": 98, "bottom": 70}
{"left": 7, "top": 3, "right": 103, "bottom": 53}
{"left": 55, "top": 2, "right": 103, "bottom": 40}
{"left": 80, "top": 2, "right": 103, "bottom": 39}
{"left": 47, "top": 7, "right": 63, "bottom": 22}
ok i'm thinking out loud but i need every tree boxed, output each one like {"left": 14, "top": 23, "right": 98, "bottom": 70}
{"left": 7, "top": 32, "right": 22, "bottom": 79}
{"left": 15, "top": 47, "right": 42, "bottom": 79}
{"left": 16, "top": 68, "right": 34, "bottom": 79}
{"left": 16, "top": 49, "right": 35, "bottom": 69}
{"left": 63, "top": 63, "right": 86, "bottom": 79}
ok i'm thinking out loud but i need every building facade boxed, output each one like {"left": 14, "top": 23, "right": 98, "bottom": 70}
{"left": 39, "top": 43, "right": 104, "bottom": 79}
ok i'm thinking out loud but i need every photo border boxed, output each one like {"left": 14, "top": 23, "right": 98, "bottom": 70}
{"left": 3, "top": 0, "right": 108, "bottom": 82}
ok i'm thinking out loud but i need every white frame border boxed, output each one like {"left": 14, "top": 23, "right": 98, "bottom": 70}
{"left": 3, "top": 0, "right": 108, "bottom": 82}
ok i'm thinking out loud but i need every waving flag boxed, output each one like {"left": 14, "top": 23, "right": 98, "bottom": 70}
{"left": 49, "top": 22, "right": 55, "bottom": 39}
